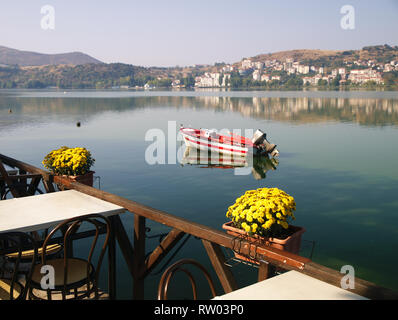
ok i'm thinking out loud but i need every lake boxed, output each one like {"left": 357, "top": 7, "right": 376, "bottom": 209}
{"left": 1, "top": 89, "right": 398, "bottom": 299}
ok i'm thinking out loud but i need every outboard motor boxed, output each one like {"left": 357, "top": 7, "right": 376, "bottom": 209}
{"left": 251, "top": 129, "right": 279, "bottom": 157}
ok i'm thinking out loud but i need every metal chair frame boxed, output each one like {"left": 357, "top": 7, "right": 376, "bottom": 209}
{"left": 0, "top": 159, "right": 43, "bottom": 200}
{"left": 0, "top": 232, "right": 38, "bottom": 300}
{"left": 157, "top": 259, "right": 217, "bottom": 300}
{"left": 28, "top": 214, "right": 111, "bottom": 300}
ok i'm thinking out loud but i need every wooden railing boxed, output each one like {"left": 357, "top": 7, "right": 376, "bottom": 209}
{"left": 1, "top": 153, "right": 397, "bottom": 300}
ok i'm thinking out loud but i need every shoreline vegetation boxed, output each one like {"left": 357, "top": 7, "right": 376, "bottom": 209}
{"left": 0, "top": 66, "right": 396, "bottom": 91}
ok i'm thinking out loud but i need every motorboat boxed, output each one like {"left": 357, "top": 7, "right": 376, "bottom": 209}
{"left": 179, "top": 126, "right": 279, "bottom": 157}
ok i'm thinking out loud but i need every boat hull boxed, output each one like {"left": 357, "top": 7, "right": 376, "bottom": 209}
{"left": 180, "top": 129, "right": 259, "bottom": 156}
{"left": 181, "top": 131, "right": 259, "bottom": 156}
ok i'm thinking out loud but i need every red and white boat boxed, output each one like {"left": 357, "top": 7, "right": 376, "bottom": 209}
{"left": 179, "top": 126, "right": 279, "bottom": 157}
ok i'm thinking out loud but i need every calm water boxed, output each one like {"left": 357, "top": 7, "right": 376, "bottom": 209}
{"left": 1, "top": 89, "right": 398, "bottom": 299}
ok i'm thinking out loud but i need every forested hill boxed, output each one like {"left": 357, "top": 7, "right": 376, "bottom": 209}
{"left": 0, "top": 63, "right": 154, "bottom": 89}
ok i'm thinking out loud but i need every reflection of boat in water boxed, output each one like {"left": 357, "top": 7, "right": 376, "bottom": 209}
{"left": 179, "top": 126, "right": 279, "bottom": 157}
{"left": 181, "top": 147, "right": 279, "bottom": 180}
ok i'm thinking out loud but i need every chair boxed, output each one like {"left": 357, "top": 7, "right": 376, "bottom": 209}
{"left": 157, "top": 259, "right": 217, "bottom": 300}
{"left": 28, "top": 214, "right": 111, "bottom": 300}
{"left": 0, "top": 160, "right": 43, "bottom": 200}
{"left": 0, "top": 160, "right": 62, "bottom": 264}
{"left": 0, "top": 232, "right": 38, "bottom": 300}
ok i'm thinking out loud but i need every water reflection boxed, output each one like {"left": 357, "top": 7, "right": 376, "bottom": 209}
{"left": 180, "top": 147, "right": 278, "bottom": 180}
{"left": 1, "top": 93, "right": 398, "bottom": 130}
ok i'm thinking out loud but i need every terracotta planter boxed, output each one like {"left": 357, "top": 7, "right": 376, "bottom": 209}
{"left": 222, "top": 221, "right": 305, "bottom": 264}
{"left": 62, "top": 171, "right": 95, "bottom": 187}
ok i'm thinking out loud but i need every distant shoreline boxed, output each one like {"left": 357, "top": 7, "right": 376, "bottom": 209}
{"left": 2, "top": 88, "right": 398, "bottom": 100}
{"left": 1, "top": 87, "right": 397, "bottom": 92}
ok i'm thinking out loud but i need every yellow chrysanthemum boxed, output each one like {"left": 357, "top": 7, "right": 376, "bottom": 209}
{"left": 42, "top": 146, "right": 95, "bottom": 176}
{"left": 225, "top": 187, "right": 296, "bottom": 237}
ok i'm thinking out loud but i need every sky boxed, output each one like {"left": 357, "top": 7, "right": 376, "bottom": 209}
{"left": 0, "top": 0, "right": 397, "bottom": 67}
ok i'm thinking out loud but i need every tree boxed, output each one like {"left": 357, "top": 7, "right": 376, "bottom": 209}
{"left": 383, "top": 71, "right": 398, "bottom": 87}
{"left": 182, "top": 76, "right": 195, "bottom": 88}
{"left": 229, "top": 74, "right": 243, "bottom": 88}
{"left": 330, "top": 74, "right": 341, "bottom": 87}
{"left": 286, "top": 76, "right": 303, "bottom": 88}
{"left": 25, "top": 79, "right": 46, "bottom": 88}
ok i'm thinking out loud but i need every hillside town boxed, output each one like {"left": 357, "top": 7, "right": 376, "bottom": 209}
{"left": 188, "top": 56, "right": 397, "bottom": 88}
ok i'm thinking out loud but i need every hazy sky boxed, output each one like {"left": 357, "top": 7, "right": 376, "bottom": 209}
{"left": 1, "top": 0, "right": 397, "bottom": 67}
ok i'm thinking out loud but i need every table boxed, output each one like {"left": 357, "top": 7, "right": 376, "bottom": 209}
{"left": 0, "top": 189, "right": 126, "bottom": 299}
{"left": 213, "top": 270, "right": 368, "bottom": 300}
{"left": 0, "top": 189, "right": 125, "bottom": 233}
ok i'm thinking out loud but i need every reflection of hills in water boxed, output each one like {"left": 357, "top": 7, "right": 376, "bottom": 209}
{"left": 181, "top": 147, "right": 279, "bottom": 180}
{"left": 193, "top": 96, "right": 398, "bottom": 127}
{"left": 1, "top": 94, "right": 398, "bottom": 129}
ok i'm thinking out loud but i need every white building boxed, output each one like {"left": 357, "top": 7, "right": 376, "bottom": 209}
{"left": 302, "top": 77, "right": 313, "bottom": 85}
{"left": 384, "top": 64, "right": 394, "bottom": 72}
{"left": 221, "top": 74, "right": 231, "bottom": 87}
{"left": 171, "top": 79, "right": 185, "bottom": 88}
{"left": 302, "top": 74, "right": 323, "bottom": 85}
{"left": 195, "top": 73, "right": 221, "bottom": 87}
{"left": 195, "top": 73, "right": 231, "bottom": 87}
{"left": 286, "top": 58, "right": 294, "bottom": 65}
{"left": 222, "top": 65, "right": 234, "bottom": 72}
{"left": 241, "top": 59, "right": 253, "bottom": 69}
{"left": 254, "top": 61, "right": 264, "bottom": 70}
{"left": 348, "top": 69, "right": 384, "bottom": 84}
{"left": 297, "top": 65, "right": 310, "bottom": 74}
{"left": 264, "top": 60, "right": 272, "bottom": 67}
{"left": 253, "top": 70, "right": 262, "bottom": 81}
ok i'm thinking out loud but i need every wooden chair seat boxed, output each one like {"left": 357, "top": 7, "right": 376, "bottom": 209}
{"left": 31, "top": 258, "right": 94, "bottom": 288}
{"left": 28, "top": 214, "right": 110, "bottom": 300}
{"left": 6, "top": 243, "right": 62, "bottom": 260}
{"left": 0, "top": 279, "right": 23, "bottom": 300}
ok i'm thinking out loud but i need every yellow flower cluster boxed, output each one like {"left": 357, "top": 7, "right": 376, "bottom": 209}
{"left": 226, "top": 188, "right": 296, "bottom": 237}
{"left": 42, "top": 146, "right": 95, "bottom": 176}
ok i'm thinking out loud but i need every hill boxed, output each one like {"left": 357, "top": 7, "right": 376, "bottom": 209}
{"left": 247, "top": 45, "right": 398, "bottom": 66}
{"left": 0, "top": 63, "right": 152, "bottom": 89}
{"left": 250, "top": 49, "right": 342, "bottom": 63}
{"left": 0, "top": 45, "right": 102, "bottom": 66}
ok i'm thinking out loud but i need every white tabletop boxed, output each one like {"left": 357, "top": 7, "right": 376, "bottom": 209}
{"left": 0, "top": 190, "right": 125, "bottom": 233}
{"left": 214, "top": 270, "right": 368, "bottom": 300}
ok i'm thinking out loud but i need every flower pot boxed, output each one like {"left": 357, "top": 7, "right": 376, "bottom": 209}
{"left": 62, "top": 171, "right": 95, "bottom": 187}
{"left": 222, "top": 221, "right": 305, "bottom": 264}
